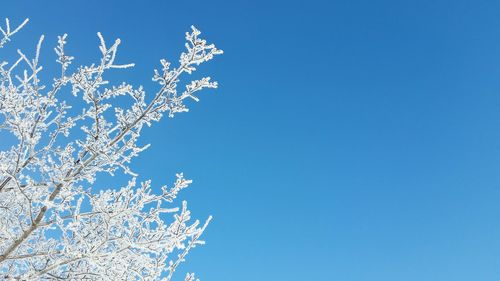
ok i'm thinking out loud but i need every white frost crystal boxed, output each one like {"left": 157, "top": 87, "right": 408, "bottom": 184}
{"left": 0, "top": 18, "right": 222, "bottom": 280}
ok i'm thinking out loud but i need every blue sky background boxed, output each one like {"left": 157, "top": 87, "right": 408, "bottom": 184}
{"left": 2, "top": 0, "right": 500, "bottom": 280}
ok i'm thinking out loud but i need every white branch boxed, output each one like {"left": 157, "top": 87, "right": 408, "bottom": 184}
{"left": 0, "top": 19, "right": 222, "bottom": 281}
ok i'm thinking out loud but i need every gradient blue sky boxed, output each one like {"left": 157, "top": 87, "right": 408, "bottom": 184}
{"left": 2, "top": 0, "right": 500, "bottom": 280}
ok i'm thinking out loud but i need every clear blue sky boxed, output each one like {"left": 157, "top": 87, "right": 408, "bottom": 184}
{"left": 3, "top": 0, "right": 500, "bottom": 280}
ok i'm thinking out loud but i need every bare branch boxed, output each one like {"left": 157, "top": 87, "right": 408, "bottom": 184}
{"left": 0, "top": 19, "right": 222, "bottom": 280}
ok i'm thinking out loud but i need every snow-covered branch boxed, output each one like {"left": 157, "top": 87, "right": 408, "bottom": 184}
{"left": 0, "top": 19, "right": 222, "bottom": 280}
{"left": 0, "top": 18, "right": 29, "bottom": 49}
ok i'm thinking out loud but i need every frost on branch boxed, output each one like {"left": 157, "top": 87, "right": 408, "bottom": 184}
{"left": 0, "top": 19, "right": 222, "bottom": 280}
{"left": 0, "top": 18, "right": 29, "bottom": 49}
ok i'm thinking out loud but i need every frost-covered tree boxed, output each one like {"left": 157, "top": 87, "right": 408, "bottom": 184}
{"left": 0, "top": 18, "right": 222, "bottom": 280}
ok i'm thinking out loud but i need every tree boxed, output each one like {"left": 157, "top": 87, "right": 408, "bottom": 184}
{"left": 0, "top": 18, "right": 222, "bottom": 280}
